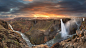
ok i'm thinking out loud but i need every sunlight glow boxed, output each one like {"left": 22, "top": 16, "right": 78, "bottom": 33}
{"left": 33, "top": 14, "right": 65, "bottom": 18}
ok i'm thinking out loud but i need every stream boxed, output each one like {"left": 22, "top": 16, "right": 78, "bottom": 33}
{"left": 9, "top": 18, "right": 83, "bottom": 47}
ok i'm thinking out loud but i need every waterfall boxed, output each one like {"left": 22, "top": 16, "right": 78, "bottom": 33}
{"left": 9, "top": 24, "right": 33, "bottom": 47}
{"left": 60, "top": 19, "right": 68, "bottom": 38}
{"left": 8, "top": 18, "right": 81, "bottom": 47}
{"left": 83, "top": 18, "right": 85, "bottom": 21}
{"left": 45, "top": 19, "right": 76, "bottom": 47}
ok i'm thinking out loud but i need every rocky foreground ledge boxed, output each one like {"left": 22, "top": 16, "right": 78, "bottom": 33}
{"left": 51, "top": 29, "right": 86, "bottom": 48}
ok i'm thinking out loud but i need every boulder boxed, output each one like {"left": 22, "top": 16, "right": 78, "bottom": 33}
{"left": 76, "top": 30, "right": 84, "bottom": 37}
{"left": 51, "top": 42, "right": 62, "bottom": 48}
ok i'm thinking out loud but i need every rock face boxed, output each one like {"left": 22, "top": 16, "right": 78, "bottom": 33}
{"left": 51, "top": 43, "right": 62, "bottom": 48}
{"left": 51, "top": 29, "right": 86, "bottom": 48}
{"left": 65, "top": 18, "right": 83, "bottom": 35}
{"left": 8, "top": 18, "right": 71, "bottom": 45}
{"left": 0, "top": 20, "right": 11, "bottom": 30}
{"left": 51, "top": 18, "right": 86, "bottom": 48}
{"left": 80, "top": 18, "right": 86, "bottom": 30}
{"left": 0, "top": 20, "right": 29, "bottom": 48}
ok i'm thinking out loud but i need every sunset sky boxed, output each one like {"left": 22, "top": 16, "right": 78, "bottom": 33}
{"left": 0, "top": 0, "right": 86, "bottom": 19}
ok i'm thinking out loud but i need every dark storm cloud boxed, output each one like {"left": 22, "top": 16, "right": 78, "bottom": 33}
{"left": 21, "top": 0, "right": 86, "bottom": 13}
{"left": 0, "top": 6, "right": 10, "bottom": 12}
{"left": 0, "top": 0, "right": 86, "bottom": 18}
{"left": 0, "top": 0, "right": 25, "bottom": 12}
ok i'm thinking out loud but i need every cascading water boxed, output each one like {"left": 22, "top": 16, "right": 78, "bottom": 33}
{"left": 83, "top": 18, "right": 85, "bottom": 21}
{"left": 60, "top": 19, "right": 68, "bottom": 38}
{"left": 45, "top": 19, "right": 74, "bottom": 47}
{"left": 9, "top": 24, "right": 33, "bottom": 47}
{"left": 9, "top": 18, "right": 82, "bottom": 47}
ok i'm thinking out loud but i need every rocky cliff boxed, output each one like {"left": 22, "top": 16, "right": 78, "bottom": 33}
{"left": 51, "top": 29, "right": 86, "bottom": 48}
{"left": 0, "top": 20, "right": 29, "bottom": 48}
{"left": 8, "top": 18, "right": 71, "bottom": 45}
{"left": 51, "top": 18, "right": 86, "bottom": 48}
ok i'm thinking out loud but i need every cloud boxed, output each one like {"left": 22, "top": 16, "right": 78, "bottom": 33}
{"left": 0, "top": 6, "right": 10, "bottom": 12}
{"left": 18, "top": 0, "right": 86, "bottom": 16}
{"left": 0, "top": 0, "right": 86, "bottom": 19}
{"left": 24, "top": 0, "right": 33, "bottom": 2}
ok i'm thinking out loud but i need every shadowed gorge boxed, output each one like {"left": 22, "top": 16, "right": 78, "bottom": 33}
{"left": 0, "top": 17, "right": 86, "bottom": 48}
{"left": 8, "top": 18, "right": 71, "bottom": 45}
{"left": 0, "top": 0, "right": 86, "bottom": 48}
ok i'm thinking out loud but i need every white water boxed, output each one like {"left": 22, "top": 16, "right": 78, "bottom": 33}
{"left": 83, "top": 18, "right": 85, "bottom": 21}
{"left": 45, "top": 19, "right": 76, "bottom": 47}
{"left": 9, "top": 24, "right": 33, "bottom": 47}
{"left": 9, "top": 18, "right": 81, "bottom": 47}
{"left": 60, "top": 19, "right": 68, "bottom": 38}
{"left": 65, "top": 18, "right": 82, "bottom": 34}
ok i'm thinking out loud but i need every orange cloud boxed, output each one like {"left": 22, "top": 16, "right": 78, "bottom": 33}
{"left": 29, "top": 0, "right": 33, "bottom": 1}
{"left": 24, "top": 0, "right": 33, "bottom": 2}
{"left": 33, "top": 13, "right": 65, "bottom": 18}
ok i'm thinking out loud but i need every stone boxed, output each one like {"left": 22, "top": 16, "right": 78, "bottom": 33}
{"left": 65, "top": 38, "right": 71, "bottom": 42}
{"left": 72, "top": 37, "right": 77, "bottom": 42}
{"left": 51, "top": 42, "right": 62, "bottom": 48}
{"left": 33, "top": 44, "right": 49, "bottom": 48}
{"left": 76, "top": 30, "right": 84, "bottom": 37}
{"left": 77, "top": 38, "right": 80, "bottom": 42}
{"left": 84, "top": 30, "right": 86, "bottom": 36}
{"left": 72, "top": 35, "right": 77, "bottom": 39}
{"left": 80, "top": 36, "right": 85, "bottom": 43}
{"left": 76, "top": 30, "right": 81, "bottom": 36}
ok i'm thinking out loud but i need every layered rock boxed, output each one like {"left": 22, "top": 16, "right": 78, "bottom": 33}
{"left": 0, "top": 20, "right": 29, "bottom": 48}
{"left": 0, "top": 20, "right": 11, "bottom": 30}
{"left": 51, "top": 29, "right": 86, "bottom": 48}
{"left": 8, "top": 18, "right": 71, "bottom": 45}
{"left": 80, "top": 18, "right": 86, "bottom": 30}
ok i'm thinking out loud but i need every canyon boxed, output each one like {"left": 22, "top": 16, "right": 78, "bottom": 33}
{"left": 0, "top": 17, "right": 85, "bottom": 48}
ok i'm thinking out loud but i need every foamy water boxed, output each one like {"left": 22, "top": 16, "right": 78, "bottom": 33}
{"left": 9, "top": 24, "right": 33, "bottom": 47}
